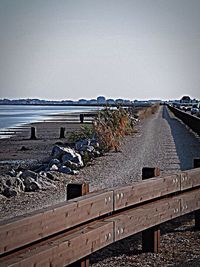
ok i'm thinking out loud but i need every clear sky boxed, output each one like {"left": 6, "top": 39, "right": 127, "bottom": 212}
{"left": 0, "top": 0, "right": 200, "bottom": 101}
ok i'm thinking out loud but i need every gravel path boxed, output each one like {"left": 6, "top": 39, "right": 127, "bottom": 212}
{"left": 78, "top": 105, "right": 200, "bottom": 191}
{"left": 82, "top": 105, "right": 200, "bottom": 267}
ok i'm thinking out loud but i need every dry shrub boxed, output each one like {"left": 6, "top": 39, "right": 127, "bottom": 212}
{"left": 94, "top": 108, "right": 135, "bottom": 152}
{"left": 68, "top": 108, "right": 136, "bottom": 152}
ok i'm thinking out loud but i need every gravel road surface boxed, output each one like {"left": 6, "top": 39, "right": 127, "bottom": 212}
{"left": 87, "top": 105, "right": 200, "bottom": 266}
{"left": 79, "top": 105, "right": 200, "bottom": 191}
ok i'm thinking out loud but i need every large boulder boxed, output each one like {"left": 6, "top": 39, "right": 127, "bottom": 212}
{"left": 45, "top": 172, "right": 59, "bottom": 181}
{"left": 8, "top": 169, "right": 16, "bottom": 177}
{"left": 14, "top": 177, "right": 25, "bottom": 192}
{"left": 23, "top": 177, "right": 41, "bottom": 192}
{"left": 52, "top": 146, "right": 83, "bottom": 166}
{"left": 64, "top": 160, "right": 79, "bottom": 170}
{"left": 59, "top": 166, "right": 72, "bottom": 174}
{"left": 90, "top": 139, "right": 100, "bottom": 148}
{"left": 75, "top": 139, "right": 99, "bottom": 152}
{"left": 5, "top": 177, "right": 16, "bottom": 187}
{"left": 48, "top": 159, "right": 61, "bottom": 168}
{"left": 62, "top": 153, "right": 83, "bottom": 168}
{"left": 3, "top": 186, "right": 18, "bottom": 198}
{"left": 49, "top": 164, "right": 59, "bottom": 171}
{"left": 20, "top": 170, "right": 38, "bottom": 181}
{"left": 51, "top": 145, "right": 76, "bottom": 159}
{"left": 74, "top": 138, "right": 101, "bottom": 161}
{"left": 0, "top": 176, "right": 24, "bottom": 197}
{"left": 75, "top": 139, "right": 90, "bottom": 151}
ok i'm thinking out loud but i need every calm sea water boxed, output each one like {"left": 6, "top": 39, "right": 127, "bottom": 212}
{"left": 0, "top": 105, "right": 96, "bottom": 130}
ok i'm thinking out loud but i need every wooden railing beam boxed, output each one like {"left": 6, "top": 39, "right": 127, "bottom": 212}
{"left": 1, "top": 165, "right": 200, "bottom": 265}
{"left": 1, "top": 188, "right": 200, "bottom": 266}
{"left": 193, "top": 158, "right": 200, "bottom": 230}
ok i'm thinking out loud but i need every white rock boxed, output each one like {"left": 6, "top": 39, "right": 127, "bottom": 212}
{"left": 49, "top": 164, "right": 59, "bottom": 171}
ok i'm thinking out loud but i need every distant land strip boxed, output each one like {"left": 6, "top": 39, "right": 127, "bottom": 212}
{"left": 0, "top": 103, "right": 151, "bottom": 107}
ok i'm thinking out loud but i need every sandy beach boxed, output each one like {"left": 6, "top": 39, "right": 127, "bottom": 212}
{"left": 0, "top": 112, "right": 94, "bottom": 172}
{"left": 0, "top": 111, "right": 96, "bottom": 219}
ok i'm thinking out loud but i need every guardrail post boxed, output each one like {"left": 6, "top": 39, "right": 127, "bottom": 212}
{"left": 30, "top": 127, "right": 37, "bottom": 140}
{"left": 59, "top": 127, "right": 65, "bottom": 139}
{"left": 142, "top": 167, "right": 160, "bottom": 253}
{"left": 67, "top": 183, "right": 90, "bottom": 267}
{"left": 80, "top": 114, "right": 84, "bottom": 123}
{"left": 194, "top": 158, "right": 200, "bottom": 230}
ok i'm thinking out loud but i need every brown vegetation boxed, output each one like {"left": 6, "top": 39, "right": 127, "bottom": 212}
{"left": 94, "top": 108, "right": 136, "bottom": 152}
{"left": 138, "top": 104, "right": 159, "bottom": 119}
{"left": 69, "top": 107, "right": 137, "bottom": 152}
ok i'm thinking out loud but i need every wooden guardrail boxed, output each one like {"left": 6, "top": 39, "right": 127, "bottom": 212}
{"left": 167, "top": 105, "right": 200, "bottom": 135}
{"left": 0, "top": 162, "right": 200, "bottom": 266}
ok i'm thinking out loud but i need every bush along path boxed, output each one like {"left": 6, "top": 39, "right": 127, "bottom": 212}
{"left": 0, "top": 107, "right": 140, "bottom": 198}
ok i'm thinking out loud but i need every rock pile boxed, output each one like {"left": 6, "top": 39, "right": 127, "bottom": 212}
{"left": 0, "top": 139, "right": 100, "bottom": 198}
{"left": 0, "top": 170, "right": 56, "bottom": 198}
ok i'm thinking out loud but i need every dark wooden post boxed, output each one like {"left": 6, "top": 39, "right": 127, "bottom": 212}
{"left": 142, "top": 167, "right": 161, "bottom": 253}
{"left": 59, "top": 127, "right": 65, "bottom": 139}
{"left": 30, "top": 127, "right": 37, "bottom": 140}
{"left": 67, "top": 183, "right": 89, "bottom": 267}
{"left": 67, "top": 183, "right": 89, "bottom": 200}
{"left": 80, "top": 114, "right": 84, "bottom": 123}
{"left": 193, "top": 159, "right": 200, "bottom": 230}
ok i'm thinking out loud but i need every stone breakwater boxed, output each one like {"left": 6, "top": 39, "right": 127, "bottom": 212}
{"left": 0, "top": 138, "right": 101, "bottom": 198}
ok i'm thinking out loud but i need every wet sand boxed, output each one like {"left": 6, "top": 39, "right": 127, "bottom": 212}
{"left": 0, "top": 112, "right": 95, "bottom": 173}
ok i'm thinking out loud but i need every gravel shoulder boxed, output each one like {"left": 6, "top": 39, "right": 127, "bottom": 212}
{"left": 76, "top": 105, "right": 200, "bottom": 191}
{"left": 0, "top": 106, "right": 200, "bottom": 266}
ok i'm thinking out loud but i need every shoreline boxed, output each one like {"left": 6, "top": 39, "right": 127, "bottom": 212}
{"left": 0, "top": 110, "right": 96, "bottom": 172}
{"left": 0, "top": 106, "right": 99, "bottom": 137}
{"left": 0, "top": 109, "right": 98, "bottom": 221}
{"left": 0, "top": 106, "right": 151, "bottom": 220}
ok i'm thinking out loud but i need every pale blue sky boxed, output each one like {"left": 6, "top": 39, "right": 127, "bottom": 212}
{"left": 0, "top": 0, "right": 200, "bottom": 100}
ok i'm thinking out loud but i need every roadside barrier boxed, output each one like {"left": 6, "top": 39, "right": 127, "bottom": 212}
{"left": 168, "top": 105, "right": 200, "bottom": 135}
{"left": 0, "top": 160, "right": 200, "bottom": 266}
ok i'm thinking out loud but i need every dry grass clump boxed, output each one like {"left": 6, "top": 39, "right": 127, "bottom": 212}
{"left": 93, "top": 108, "right": 135, "bottom": 152}
{"left": 68, "top": 108, "right": 137, "bottom": 152}
{"left": 138, "top": 104, "right": 159, "bottom": 119}
{"left": 69, "top": 105, "right": 159, "bottom": 153}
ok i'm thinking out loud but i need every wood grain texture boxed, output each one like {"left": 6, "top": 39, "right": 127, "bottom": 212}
{"left": 0, "top": 221, "right": 114, "bottom": 267}
{"left": 0, "top": 190, "right": 113, "bottom": 255}
{"left": 180, "top": 188, "right": 200, "bottom": 215}
{"left": 1, "top": 188, "right": 200, "bottom": 266}
{"left": 108, "top": 196, "right": 181, "bottom": 242}
{"left": 180, "top": 168, "right": 200, "bottom": 191}
{"left": 114, "top": 174, "right": 181, "bottom": 210}
{"left": 1, "top": 168, "right": 200, "bottom": 265}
